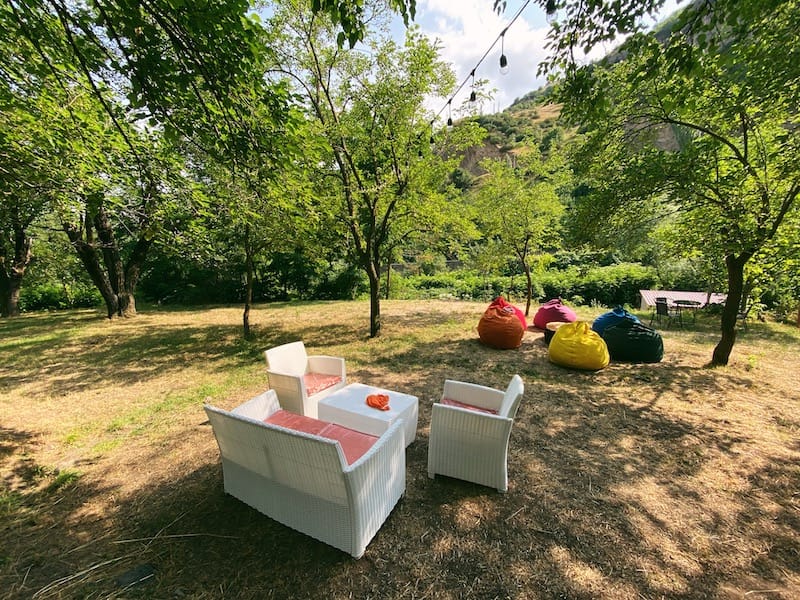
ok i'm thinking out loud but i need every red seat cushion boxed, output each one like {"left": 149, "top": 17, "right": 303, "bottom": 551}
{"left": 440, "top": 397, "right": 498, "bottom": 414}
{"left": 264, "top": 410, "right": 378, "bottom": 465}
{"left": 264, "top": 410, "right": 328, "bottom": 435}
{"left": 318, "top": 423, "right": 378, "bottom": 465}
{"left": 304, "top": 373, "right": 342, "bottom": 396}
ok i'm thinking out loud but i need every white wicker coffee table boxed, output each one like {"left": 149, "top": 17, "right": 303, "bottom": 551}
{"left": 318, "top": 383, "right": 418, "bottom": 447}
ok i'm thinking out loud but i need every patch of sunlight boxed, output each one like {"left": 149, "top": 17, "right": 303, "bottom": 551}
{"left": 47, "top": 469, "right": 82, "bottom": 492}
{"left": 92, "top": 439, "right": 122, "bottom": 454}
{"left": 612, "top": 477, "right": 707, "bottom": 589}
{"left": 452, "top": 498, "right": 491, "bottom": 531}
{"left": 549, "top": 545, "right": 640, "bottom": 598}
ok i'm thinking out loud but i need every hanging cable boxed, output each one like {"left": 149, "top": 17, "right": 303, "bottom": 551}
{"left": 429, "top": 0, "right": 533, "bottom": 127}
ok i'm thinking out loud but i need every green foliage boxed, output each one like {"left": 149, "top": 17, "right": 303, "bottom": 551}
{"left": 18, "top": 283, "right": 101, "bottom": 312}
{"left": 559, "top": 0, "right": 800, "bottom": 364}
{"left": 387, "top": 262, "right": 657, "bottom": 307}
{"left": 311, "top": 0, "right": 416, "bottom": 47}
{"left": 388, "top": 270, "right": 527, "bottom": 301}
{"left": 268, "top": 5, "right": 483, "bottom": 336}
{"left": 46, "top": 469, "right": 81, "bottom": 492}
{"left": 138, "top": 246, "right": 367, "bottom": 304}
{"left": 568, "top": 262, "right": 658, "bottom": 307}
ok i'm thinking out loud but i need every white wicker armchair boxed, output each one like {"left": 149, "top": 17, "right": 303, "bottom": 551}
{"left": 264, "top": 341, "right": 346, "bottom": 419}
{"left": 427, "top": 374, "right": 524, "bottom": 493}
{"left": 204, "top": 390, "right": 406, "bottom": 558}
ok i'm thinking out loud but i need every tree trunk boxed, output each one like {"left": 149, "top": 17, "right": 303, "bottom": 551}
{"left": 122, "top": 235, "right": 153, "bottom": 318}
{"left": 367, "top": 262, "right": 381, "bottom": 338}
{"left": 93, "top": 205, "right": 143, "bottom": 317}
{"left": 0, "top": 223, "right": 33, "bottom": 317}
{"left": 64, "top": 216, "right": 119, "bottom": 319}
{"left": 118, "top": 292, "right": 136, "bottom": 317}
{"left": 523, "top": 261, "right": 532, "bottom": 317}
{"left": 712, "top": 254, "right": 749, "bottom": 366}
{"left": 0, "top": 268, "right": 8, "bottom": 317}
{"left": 242, "top": 225, "right": 254, "bottom": 338}
{"left": 63, "top": 199, "right": 153, "bottom": 319}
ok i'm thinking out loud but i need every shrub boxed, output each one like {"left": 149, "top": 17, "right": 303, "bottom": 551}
{"left": 19, "top": 283, "right": 102, "bottom": 312}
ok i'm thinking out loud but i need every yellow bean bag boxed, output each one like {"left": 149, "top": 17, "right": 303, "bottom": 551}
{"left": 548, "top": 321, "right": 610, "bottom": 370}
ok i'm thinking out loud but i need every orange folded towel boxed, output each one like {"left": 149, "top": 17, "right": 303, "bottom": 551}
{"left": 366, "top": 393, "right": 390, "bottom": 411}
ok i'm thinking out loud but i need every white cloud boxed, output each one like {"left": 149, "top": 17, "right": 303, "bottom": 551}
{"left": 413, "top": 0, "right": 551, "bottom": 115}
{"left": 400, "top": 0, "right": 687, "bottom": 117}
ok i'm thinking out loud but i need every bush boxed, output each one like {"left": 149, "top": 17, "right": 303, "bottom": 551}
{"left": 388, "top": 270, "right": 525, "bottom": 302}
{"left": 578, "top": 263, "right": 659, "bottom": 307}
{"left": 19, "top": 283, "right": 102, "bottom": 312}
{"left": 387, "top": 263, "right": 658, "bottom": 309}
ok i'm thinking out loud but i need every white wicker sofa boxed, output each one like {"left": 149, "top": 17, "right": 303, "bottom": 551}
{"left": 204, "top": 390, "right": 406, "bottom": 558}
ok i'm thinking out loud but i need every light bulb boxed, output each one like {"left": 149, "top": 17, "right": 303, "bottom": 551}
{"left": 499, "top": 31, "right": 509, "bottom": 75}
{"left": 499, "top": 54, "right": 509, "bottom": 75}
{"left": 469, "top": 90, "right": 477, "bottom": 102}
{"left": 546, "top": 0, "right": 558, "bottom": 24}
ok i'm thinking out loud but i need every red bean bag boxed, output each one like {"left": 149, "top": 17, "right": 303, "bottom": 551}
{"left": 487, "top": 296, "right": 527, "bottom": 329}
{"left": 478, "top": 298, "right": 525, "bottom": 349}
{"left": 533, "top": 298, "right": 578, "bottom": 330}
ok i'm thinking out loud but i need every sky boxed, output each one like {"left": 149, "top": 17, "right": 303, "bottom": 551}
{"left": 393, "top": 0, "right": 683, "bottom": 117}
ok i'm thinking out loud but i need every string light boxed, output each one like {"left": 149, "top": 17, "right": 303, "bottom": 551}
{"left": 469, "top": 70, "right": 477, "bottom": 102}
{"left": 499, "top": 29, "right": 509, "bottom": 75}
{"left": 545, "top": 0, "right": 558, "bottom": 24}
{"left": 426, "top": 0, "right": 532, "bottom": 141}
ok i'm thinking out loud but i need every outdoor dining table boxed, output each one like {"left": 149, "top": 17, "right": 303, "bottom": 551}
{"left": 673, "top": 299, "right": 702, "bottom": 324}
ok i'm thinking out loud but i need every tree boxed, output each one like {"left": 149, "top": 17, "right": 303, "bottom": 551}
{"left": 0, "top": 3, "right": 72, "bottom": 316}
{"left": 0, "top": 105, "right": 44, "bottom": 316}
{"left": 472, "top": 148, "right": 565, "bottom": 315}
{"left": 191, "top": 121, "right": 311, "bottom": 337}
{"left": 57, "top": 119, "right": 197, "bottom": 318}
{"left": 269, "top": 2, "right": 483, "bottom": 336}
{"left": 560, "top": 0, "right": 800, "bottom": 365}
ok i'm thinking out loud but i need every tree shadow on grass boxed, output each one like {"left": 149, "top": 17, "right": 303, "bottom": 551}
{"left": 3, "top": 307, "right": 798, "bottom": 598}
{"left": 0, "top": 317, "right": 362, "bottom": 398}
{"left": 3, "top": 387, "right": 798, "bottom": 600}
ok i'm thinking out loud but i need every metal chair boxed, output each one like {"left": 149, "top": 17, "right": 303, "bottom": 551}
{"left": 650, "top": 298, "right": 680, "bottom": 328}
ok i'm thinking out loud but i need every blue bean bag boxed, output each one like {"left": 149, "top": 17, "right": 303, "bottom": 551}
{"left": 591, "top": 306, "right": 640, "bottom": 336}
{"left": 602, "top": 319, "right": 664, "bottom": 363}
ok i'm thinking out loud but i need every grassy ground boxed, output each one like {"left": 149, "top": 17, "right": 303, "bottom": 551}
{"left": 1, "top": 299, "right": 799, "bottom": 599}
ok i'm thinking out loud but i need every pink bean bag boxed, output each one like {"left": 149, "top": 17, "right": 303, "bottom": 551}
{"left": 533, "top": 298, "right": 577, "bottom": 330}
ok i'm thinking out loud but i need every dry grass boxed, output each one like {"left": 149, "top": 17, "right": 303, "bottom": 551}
{"left": 1, "top": 299, "right": 799, "bottom": 599}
